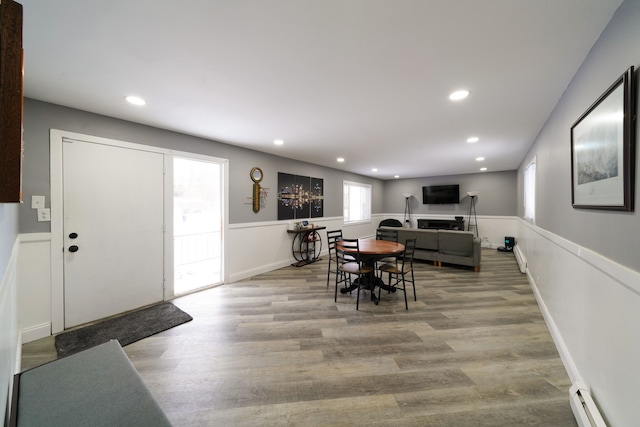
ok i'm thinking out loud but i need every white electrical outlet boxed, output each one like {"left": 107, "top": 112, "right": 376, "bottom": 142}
{"left": 37, "top": 208, "right": 51, "bottom": 222}
{"left": 31, "top": 195, "right": 45, "bottom": 209}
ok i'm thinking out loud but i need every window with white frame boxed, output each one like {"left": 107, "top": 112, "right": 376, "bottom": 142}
{"left": 343, "top": 180, "right": 371, "bottom": 223}
{"left": 524, "top": 158, "right": 536, "bottom": 221}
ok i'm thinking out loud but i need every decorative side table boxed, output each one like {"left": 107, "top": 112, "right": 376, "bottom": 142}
{"left": 286, "top": 226, "right": 326, "bottom": 267}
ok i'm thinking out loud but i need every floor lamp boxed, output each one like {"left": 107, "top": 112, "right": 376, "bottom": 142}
{"left": 466, "top": 191, "right": 478, "bottom": 237}
{"left": 403, "top": 193, "right": 412, "bottom": 227}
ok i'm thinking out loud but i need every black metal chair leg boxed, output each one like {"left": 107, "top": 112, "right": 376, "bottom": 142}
{"left": 402, "top": 276, "right": 408, "bottom": 310}
{"left": 411, "top": 270, "right": 416, "bottom": 301}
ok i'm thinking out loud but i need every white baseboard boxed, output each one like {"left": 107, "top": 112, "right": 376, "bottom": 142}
{"left": 227, "top": 259, "right": 293, "bottom": 283}
{"left": 14, "top": 332, "right": 22, "bottom": 374}
{"left": 526, "top": 268, "right": 581, "bottom": 386}
{"left": 514, "top": 245, "right": 526, "bottom": 273}
{"left": 20, "top": 322, "right": 51, "bottom": 344}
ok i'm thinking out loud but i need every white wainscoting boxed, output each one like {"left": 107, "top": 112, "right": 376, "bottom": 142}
{"left": 516, "top": 219, "right": 640, "bottom": 427}
{"left": 226, "top": 216, "right": 347, "bottom": 283}
{"left": 1, "top": 238, "right": 20, "bottom": 425}
{"left": 17, "top": 233, "right": 52, "bottom": 343}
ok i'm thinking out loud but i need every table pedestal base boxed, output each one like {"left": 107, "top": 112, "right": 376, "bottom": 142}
{"left": 339, "top": 276, "right": 396, "bottom": 304}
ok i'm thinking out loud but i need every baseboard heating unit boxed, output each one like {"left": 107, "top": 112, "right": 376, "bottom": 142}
{"left": 513, "top": 245, "right": 526, "bottom": 274}
{"left": 570, "top": 382, "right": 606, "bottom": 427}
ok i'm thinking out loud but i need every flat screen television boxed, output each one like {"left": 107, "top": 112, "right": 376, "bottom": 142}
{"left": 422, "top": 185, "right": 459, "bottom": 204}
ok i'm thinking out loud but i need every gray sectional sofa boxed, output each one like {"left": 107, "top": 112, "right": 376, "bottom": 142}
{"left": 381, "top": 227, "right": 481, "bottom": 272}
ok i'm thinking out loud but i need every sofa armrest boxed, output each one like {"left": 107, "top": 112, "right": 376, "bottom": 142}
{"left": 472, "top": 237, "right": 481, "bottom": 270}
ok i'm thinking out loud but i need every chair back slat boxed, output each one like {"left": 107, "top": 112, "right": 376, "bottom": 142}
{"left": 336, "top": 238, "right": 361, "bottom": 264}
{"left": 376, "top": 228, "right": 398, "bottom": 243}
{"left": 327, "top": 229, "right": 343, "bottom": 256}
{"left": 400, "top": 238, "right": 416, "bottom": 270}
{"left": 327, "top": 229, "right": 343, "bottom": 246}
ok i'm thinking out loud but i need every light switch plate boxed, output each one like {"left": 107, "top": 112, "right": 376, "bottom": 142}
{"left": 31, "top": 195, "right": 45, "bottom": 209}
{"left": 37, "top": 208, "right": 51, "bottom": 222}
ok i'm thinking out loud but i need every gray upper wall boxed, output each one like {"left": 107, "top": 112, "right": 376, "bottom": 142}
{"left": 384, "top": 171, "right": 517, "bottom": 218}
{"left": 517, "top": 0, "right": 639, "bottom": 272}
{"left": 21, "top": 99, "right": 387, "bottom": 232}
{"left": 21, "top": 99, "right": 518, "bottom": 234}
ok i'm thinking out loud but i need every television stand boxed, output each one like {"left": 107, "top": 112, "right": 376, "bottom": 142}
{"left": 417, "top": 218, "right": 464, "bottom": 230}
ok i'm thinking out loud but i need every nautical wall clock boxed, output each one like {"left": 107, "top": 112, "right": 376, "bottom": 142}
{"left": 250, "top": 167, "right": 263, "bottom": 213}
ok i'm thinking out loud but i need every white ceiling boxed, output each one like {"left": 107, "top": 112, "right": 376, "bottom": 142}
{"left": 19, "top": 0, "right": 622, "bottom": 179}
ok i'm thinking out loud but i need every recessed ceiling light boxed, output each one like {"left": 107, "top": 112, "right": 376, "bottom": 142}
{"left": 475, "top": 157, "right": 485, "bottom": 161}
{"left": 394, "top": 175, "right": 400, "bottom": 179}
{"left": 273, "top": 139, "right": 284, "bottom": 145}
{"left": 467, "top": 137, "right": 479, "bottom": 143}
{"left": 480, "top": 167, "right": 488, "bottom": 171}
{"left": 337, "top": 157, "right": 345, "bottom": 163}
{"left": 125, "top": 96, "right": 146, "bottom": 106}
{"left": 449, "top": 90, "right": 470, "bottom": 101}
{"left": 372, "top": 168, "right": 378, "bottom": 172}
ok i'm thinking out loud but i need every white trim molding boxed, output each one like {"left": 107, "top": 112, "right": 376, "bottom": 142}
{"left": 516, "top": 218, "right": 639, "bottom": 426}
{"left": 1, "top": 237, "right": 20, "bottom": 424}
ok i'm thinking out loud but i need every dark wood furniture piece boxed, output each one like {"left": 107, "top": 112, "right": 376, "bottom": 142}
{"left": 417, "top": 218, "right": 464, "bottom": 230}
{"left": 335, "top": 238, "right": 374, "bottom": 310}
{"left": 325, "top": 229, "right": 343, "bottom": 287}
{"left": 0, "top": 0, "right": 24, "bottom": 202}
{"left": 375, "top": 227, "right": 399, "bottom": 267}
{"left": 287, "top": 226, "right": 326, "bottom": 267}
{"left": 338, "top": 239, "right": 405, "bottom": 305}
{"left": 378, "top": 238, "right": 417, "bottom": 310}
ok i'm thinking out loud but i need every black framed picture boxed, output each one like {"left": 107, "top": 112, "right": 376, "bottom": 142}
{"left": 570, "top": 66, "right": 636, "bottom": 211}
{"left": 277, "top": 173, "right": 324, "bottom": 220}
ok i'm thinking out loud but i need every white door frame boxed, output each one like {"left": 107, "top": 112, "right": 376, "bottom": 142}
{"left": 50, "top": 129, "right": 229, "bottom": 333}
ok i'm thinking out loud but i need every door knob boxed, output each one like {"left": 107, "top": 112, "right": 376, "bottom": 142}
{"left": 68, "top": 245, "right": 79, "bottom": 253}
{"left": 69, "top": 232, "right": 78, "bottom": 239}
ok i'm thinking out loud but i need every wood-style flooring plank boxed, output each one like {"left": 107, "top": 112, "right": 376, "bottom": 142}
{"left": 20, "top": 248, "right": 576, "bottom": 426}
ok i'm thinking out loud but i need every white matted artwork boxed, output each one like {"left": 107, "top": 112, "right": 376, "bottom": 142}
{"left": 570, "top": 66, "right": 636, "bottom": 211}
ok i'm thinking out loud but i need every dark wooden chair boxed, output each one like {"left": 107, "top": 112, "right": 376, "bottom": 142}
{"left": 375, "top": 228, "right": 399, "bottom": 268}
{"left": 378, "top": 218, "right": 402, "bottom": 228}
{"left": 326, "top": 229, "right": 343, "bottom": 288}
{"left": 378, "top": 238, "right": 417, "bottom": 310}
{"left": 376, "top": 228, "right": 398, "bottom": 242}
{"left": 335, "top": 238, "right": 374, "bottom": 310}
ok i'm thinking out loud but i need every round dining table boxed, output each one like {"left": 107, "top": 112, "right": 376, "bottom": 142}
{"left": 354, "top": 239, "right": 405, "bottom": 258}
{"left": 338, "top": 239, "right": 405, "bottom": 303}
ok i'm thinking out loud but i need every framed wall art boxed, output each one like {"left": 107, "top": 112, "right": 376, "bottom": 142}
{"left": 570, "top": 66, "right": 636, "bottom": 211}
{"left": 277, "top": 172, "right": 324, "bottom": 220}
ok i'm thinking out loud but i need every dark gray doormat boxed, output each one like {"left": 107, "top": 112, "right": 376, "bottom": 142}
{"left": 55, "top": 302, "right": 193, "bottom": 358}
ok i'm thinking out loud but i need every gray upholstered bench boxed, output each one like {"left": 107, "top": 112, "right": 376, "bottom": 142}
{"left": 10, "top": 340, "right": 171, "bottom": 426}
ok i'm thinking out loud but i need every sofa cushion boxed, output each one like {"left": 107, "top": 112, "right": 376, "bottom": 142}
{"left": 395, "top": 228, "right": 438, "bottom": 251}
{"left": 437, "top": 230, "right": 474, "bottom": 257}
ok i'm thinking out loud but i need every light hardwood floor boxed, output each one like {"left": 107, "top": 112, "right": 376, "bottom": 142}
{"left": 21, "top": 249, "right": 577, "bottom": 426}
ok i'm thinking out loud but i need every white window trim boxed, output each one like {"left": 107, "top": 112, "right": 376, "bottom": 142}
{"left": 523, "top": 157, "right": 536, "bottom": 222}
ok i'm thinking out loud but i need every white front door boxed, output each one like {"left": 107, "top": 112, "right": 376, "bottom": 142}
{"left": 62, "top": 138, "right": 165, "bottom": 327}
